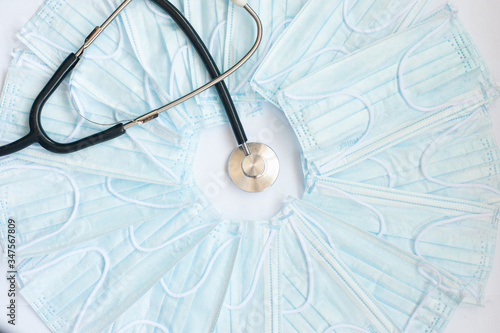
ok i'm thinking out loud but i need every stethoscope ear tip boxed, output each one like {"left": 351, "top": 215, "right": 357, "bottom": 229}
{"left": 228, "top": 142, "right": 280, "bottom": 193}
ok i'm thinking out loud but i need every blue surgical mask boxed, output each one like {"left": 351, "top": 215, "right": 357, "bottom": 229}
{"left": 222, "top": 0, "right": 309, "bottom": 111}
{"left": 278, "top": 207, "right": 401, "bottom": 333}
{"left": 284, "top": 199, "right": 467, "bottom": 332}
{"left": 0, "top": 157, "right": 210, "bottom": 258}
{"left": 16, "top": 202, "right": 221, "bottom": 333}
{"left": 303, "top": 175, "right": 499, "bottom": 305}
{"left": 277, "top": 11, "right": 499, "bottom": 177}
{"left": 0, "top": 50, "right": 196, "bottom": 185}
{"left": 103, "top": 221, "right": 242, "bottom": 333}
{"left": 252, "top": 0, "right": 434, "bottom": 107}
{"left": 215, "top": 220, "right": 282, "bottom": 333}
{"left": 331, "top": 107, "right": 500, "bottom": 206}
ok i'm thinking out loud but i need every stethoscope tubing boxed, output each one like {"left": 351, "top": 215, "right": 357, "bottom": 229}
{"left": 0, "top": 0, "right": 255, "bottom": 157}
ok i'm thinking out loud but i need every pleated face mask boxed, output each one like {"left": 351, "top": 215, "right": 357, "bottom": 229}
{"left": 303, "top": 175, "right": 499, "bottom": 305}
{"left": 331, "top": 107, "right": 500, "bottom": 206}
{"left": 284, "top": 199, "right": 467, "bottom": 333}
{"left": 221, "top": 0, "right": 309, "bottom": 110}
{"left": 0, "top": 158, "right": 211, "bottom": 258}
{"left": 15, "top": 202, "right": 223, "bottom": 333}
{"left": 215, "top": 220, "right": 282, "bottom": 333}
{"left": 278, "top": 10, "right": 499, "bottom": 177}
{"left": 0, "top": 50, "right": 196, "bottom": 185}
{"left": 279, "top": 207, "right": 401, "bottom": 333}
{"left": 17, "top": 0, "right": 195, "bottom": 132}
{"left": 97, "top": 221, "right": 241, "bottom": 333}
{"left": 215, "top": 216, "right": 400, "bottom": 333}
{"left": 252, "top": 0, "right": 433, "bottom": 107}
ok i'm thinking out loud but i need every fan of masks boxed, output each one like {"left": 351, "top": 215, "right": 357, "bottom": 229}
{"left": 0, "top": 0, "right": 499, "bottom": 332}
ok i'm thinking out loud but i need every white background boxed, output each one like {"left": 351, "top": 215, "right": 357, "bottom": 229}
{"left": 0, "top": 0, "right": 499, "bottom": 332}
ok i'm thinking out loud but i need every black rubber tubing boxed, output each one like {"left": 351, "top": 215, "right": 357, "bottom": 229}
{"left": 151, "top": 0, "right": 248, "bottom": 146}
{"left": 0, "top": 53, "right": 126, "bottom": 156}
{"left": 0, "top": 0, "right": 247, "bottom": 156}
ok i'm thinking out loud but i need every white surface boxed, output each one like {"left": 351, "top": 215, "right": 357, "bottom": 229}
{"left": 0, "top": 0, "right": 499, "bottom": 332}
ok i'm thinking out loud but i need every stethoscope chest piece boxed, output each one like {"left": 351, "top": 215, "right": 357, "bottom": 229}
{"left": 228, "top": 142, "right": 279, "bottom": 192}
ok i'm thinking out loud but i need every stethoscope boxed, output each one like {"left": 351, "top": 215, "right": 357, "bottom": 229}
{"left": 0, "top": 0, "right": 279, "bottom": 192}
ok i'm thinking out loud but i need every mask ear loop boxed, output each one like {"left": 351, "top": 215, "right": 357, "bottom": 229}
{"left": 343, "top": 0, "right": 420, "bottom": 34}
{"left": 314, "top": 182, "right": 387, "bottom": 237}
{"left": 128, "top": 222, "right": 218, "bottom": 253}
{"left": 284, "top": 91, "right": 374, "bottom": 174}
{"left": 117, "top": 320, "right": 169, "bottom": 333}
{"left": 17, "top": 55, "right": 88, "bottom": 143}
{"left": 367, "top": 157, "right": 395, "bottom": 188}
{"left": 67, "top": 67, "right": 138, "bottom": 127}
{"left": 223, "top": 229, "right": 277, "bottom": 310}
{"left": 160, "top": 235, "right": 240, "bottom": 298}
{"left": 169, "top": 45, "right": 190, "bottom": 98}
{"left": 255, "top": 47, "right": 348, "bottom": 86}
{"left": 106, "top": 177, "right": 188, "bottom": 209}
{"left": 290, "top": 201, "right": 335, "bottom": 249}
{"left": 404, "top": 264, "right": 461, "bottom": 333}
{"left": 0, "top": 165, "right": 80, "bottom": 254}
{"left": 146, "top": 0, "right": 174, "bottom": 19}
{"left": 282, "top": 218, "right": 314, "bottom": 314}
{"left": 113, "top": 110, "right": 184, "bottom": 183}
{"left": 324, "top": 324, "right": 370, "bottom": 333}
{"left": 413, "top": 213, "right": 494, "bottom": 258}
{"left": 231, "top": 18, "right": 293, "bottom": 94}
{"left": 420, "top": 109, "right": 500, "bottom": 196}
{"left": 143, "top": 73, "right": 183, "bottom": 141}
{"left": 18, "top": 247, "right": 110, "bottom": 333}
{"left": 398, "top": 16, "right": 484, "bottom": 112}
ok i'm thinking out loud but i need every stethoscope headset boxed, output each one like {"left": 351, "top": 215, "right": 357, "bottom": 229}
{"left": 0, "top": 0, "right": 280, "bottom": 192}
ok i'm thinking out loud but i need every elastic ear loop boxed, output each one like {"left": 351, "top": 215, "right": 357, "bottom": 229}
{"left": 413, "top": 213, "right": 494, "bottom": 258}
{"left": 255, "top": 47, "right": 348, "bottom": 86}
{"left": 343, "top": 0, "right": 420, "bottom": 34}
{"left": 314, "top": 182, "right": 387, "bottom": 237}
{"left": 282, "top": 91, "right": 374, "bottom": 174}
{"left": 414, "top": 211, "right": 495, "bottom": 302}
{"left": 146, "top": 0, "right": 174, "bottom": 19}
{"left": 367, "top": 157, "right": 395, "bottom": 188}
{"left": 143, "top": 73, "right": 183, "bottom": 141}
{"left": 107, "top": 177, "right": 217, "bottom": 253}
{"left": 19, "top": 247, "right": 109, "bottom": 333}
{"left": 111, "top": 112, "right": 182, "bottom": 183}
{"left": 290, "top": 201, "right": 336, "bottom": 249}
{"left": 106, "top": 177, "right": 187, "bottom": 209}
{"left": 398, "top": 16, "right": 484, "bottom": 112}
{"left": 169, "top": 45, "right": 190, "bottom": 98}
{"left": 0, "top": 165, "right": 80, "bottom": 254}
{"left": 420, "top": 109, "right": 500, "bottom": 196}
{"left": 117, "top": 320, "right": 169, "bottom": 333}
{"left": 404, "top": 264, "right": 461, "bottom": 333}
{"left": 231, "top": 18, "right": 292, "bottom": 94}
{"left": 160, "top": 235, "right": 240, "bottom": 298}
{"left": 324, "top": 324, "right": 370, "bottom": 333}
{"left": 129, "top": 222, "right": 218, "bottom": 253}
{"left": 283, "top": 219, "right": 314, "bottom": 314}
{"left": 223, "top": 229, "right": 277, "bottom": 310}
